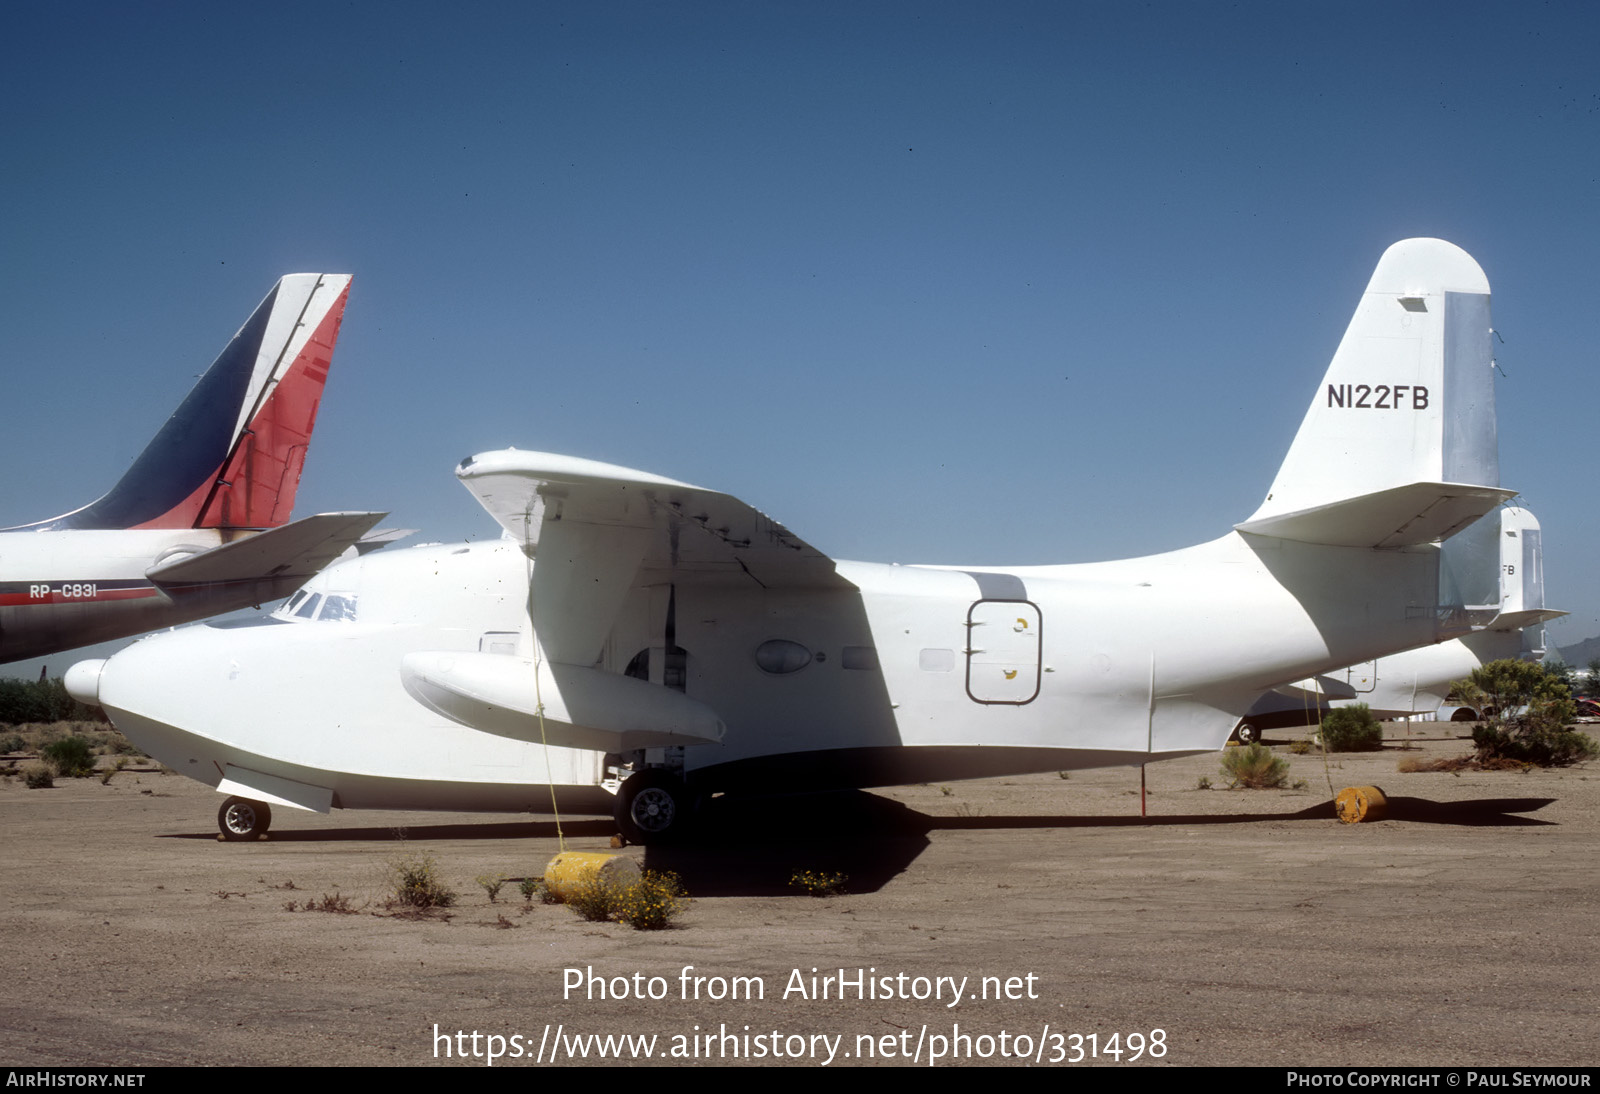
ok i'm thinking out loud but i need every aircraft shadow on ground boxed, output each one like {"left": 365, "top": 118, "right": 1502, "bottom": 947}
{"left": 157, "top": 792, "right": 1556, "bottom": 896}
{"left": 643, "top": 792, "right": 1559, "bottom": 895}
{"left": 916, "top": 796, "right": 1557, "bottom": 830}
{"left": 160, "top": 819, "right": 621, "bottom": 843}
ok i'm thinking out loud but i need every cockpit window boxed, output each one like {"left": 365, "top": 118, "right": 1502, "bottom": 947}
{"left": 320, "top": 595, "right": 357, "bottom": 622}
{"left": 275, "top": 589, "right": 359, "bottom": 623}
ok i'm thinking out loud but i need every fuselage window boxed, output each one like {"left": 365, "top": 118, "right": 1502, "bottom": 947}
{"left": 755, "top": 639, "right": 812, "bottom": 675}
{"left": 841, "top": 646, "right": 879, "bottom": 670}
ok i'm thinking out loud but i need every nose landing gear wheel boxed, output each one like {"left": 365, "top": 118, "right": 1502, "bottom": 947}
{"left": 615, "top": 770, "right": 691, "bottom": 845}
{"left": 218, "top": 796, "right": 272, "bottom": 841}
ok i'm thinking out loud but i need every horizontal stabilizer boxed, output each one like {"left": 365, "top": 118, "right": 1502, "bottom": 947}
{"left": 1235, "top": 482, "right": 1513, "bottom": 548}
{"left": 1483, "top": 607, "right": 1567, "bottom": 632}
{"left": 401, "top": 650, "right": 726, "bottom": 751}
{"left": 147, "top": 511, "right": 386, "bottom": 586}
{"left": 1268, "top": 675, "right": 1357, "bottom": 702}
{"left": 350, "top": 527, "right": 416, "bottom": 556}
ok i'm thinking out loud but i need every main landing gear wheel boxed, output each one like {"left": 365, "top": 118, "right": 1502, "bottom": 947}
{"left": 218, "top": 796, "right": 272, "bottom": 841}
{"left": 614, "top": 770, "right": 691, "bottom": 846}
{"left": 1235, "top": 723, "right": 1261, "bottom": 746}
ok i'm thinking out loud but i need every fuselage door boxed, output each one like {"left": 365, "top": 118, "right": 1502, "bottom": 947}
{"left": 966, "top": 599, "right": 1042, "bottom": 704}
{"left": 1346, "top": 659, "right": 1378, "bottom": 693}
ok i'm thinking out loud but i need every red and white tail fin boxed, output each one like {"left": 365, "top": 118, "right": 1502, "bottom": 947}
{"left": 11, "top": 274, "right": 351, "bottom": 532}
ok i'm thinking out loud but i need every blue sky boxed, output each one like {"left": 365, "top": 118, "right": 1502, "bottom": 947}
{"left": 3, "top": 1, "right": 1598, "bottom": 673}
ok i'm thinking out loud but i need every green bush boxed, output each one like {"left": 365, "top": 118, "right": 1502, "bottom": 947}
{"left": 1471, "top": 723, "right": 1598, "bottom": 767}
{"left": 0, "top": 678, "right": 104, "bottom": 725}
{"left": 1219, "top": 743, "right": 1290, "bottom": 789}
{"left": 41, "top": 736, "right": 98, "bottom": 777}
{"left": 1457, "top": 659, "right": 1595, "bottom": 768}
{"left": 1320, "top": 704, "right": 1384, "bottom": 752}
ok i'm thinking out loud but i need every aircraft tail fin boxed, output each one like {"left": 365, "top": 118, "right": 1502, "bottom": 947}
{"left": 1236, "top": 239, "right": 1513, "bottom": 547}
{"left": 19, "top": 274, "right": 352, "bottom": 532}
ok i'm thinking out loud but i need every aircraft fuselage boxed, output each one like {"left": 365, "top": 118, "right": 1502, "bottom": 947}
{"left": 77, "top": 527, "right": 1448, "bottom": 814}
{"left": 0, "top": 528, "right": 267, "bottom": 663}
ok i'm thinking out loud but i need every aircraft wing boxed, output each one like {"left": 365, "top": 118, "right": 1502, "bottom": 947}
{"left": 456, "top": 449, "right": 850, "bottom": 666}
{"left": 456, "top": 450, "right": 846, "bottom": 588}
{"left": 146, "top": 511, "right": 387, "bottom": 588}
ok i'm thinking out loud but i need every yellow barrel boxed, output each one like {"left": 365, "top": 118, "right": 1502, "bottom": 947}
{"left": 1334, "top": 785, "right": 1388, "bottom": 824}
{"left": 543, "top": 851, "right": 641, "bottom": 901}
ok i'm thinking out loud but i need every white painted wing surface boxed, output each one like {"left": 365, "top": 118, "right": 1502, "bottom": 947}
{"left": 455, "top": 449, "right": 851, "bottom": 667}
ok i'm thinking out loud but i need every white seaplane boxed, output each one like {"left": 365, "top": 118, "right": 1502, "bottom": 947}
{"left": 69, "top": 239, "right": 1519, "bottom": 842}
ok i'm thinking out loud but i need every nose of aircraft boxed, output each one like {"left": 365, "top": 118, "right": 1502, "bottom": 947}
{"left": 64, "top": 659, "right": 106, "bottom": 706}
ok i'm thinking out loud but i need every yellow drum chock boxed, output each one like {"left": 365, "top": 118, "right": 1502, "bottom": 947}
{"left": 1334, "top": 785, "right": 1388, "bottom": 824}
{"left": 543, "top": 851, "right": 641, "bottom": 901}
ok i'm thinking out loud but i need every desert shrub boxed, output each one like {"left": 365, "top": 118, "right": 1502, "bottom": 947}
{"left": 1320, "top": 704, "right": 1384, "bottom": 752}
{"left": 565, "top": 874, "right": 625, "bottom": 922}
{"left": 615, "top": 871, "right": 689, "bottom": 930}
{"left": 1289, "top": 738, "right": 1313, "bottom": 755}
{"left": 1397, "top": 755, "right": 1474, "bottom": 773}
{"left": 476, "top": 873, "right": 507, "bottom": 902}
{"left": 41, "top": 736, "right": 97, "bottom": 777}
{"left": 1471, "top": 723, "right": 1597, "bottom": 767}
{"left": 1219, "top": 743, "right": 1290, "bottom": 788}
{"left": 561, "top": 869, "right": 690, "bottom": 930}
{"left": 389, "top": 853, "right": 456, "bottom": 908}
{"left": 21, "top": 761, "right": 54, "bottom": 789}
{"left": 1457, "top": 660, "right": 1594, "bottom": 768}
{"left": 789, "top": 869, "right": 848, "bottom": 897}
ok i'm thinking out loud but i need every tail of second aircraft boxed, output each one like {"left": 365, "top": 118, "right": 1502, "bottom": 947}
{"left": 13, "top": 273, "right": 352, "bottom": 532}
{"left": 1236, "top": 238, "right": 1513, "bottom": 549}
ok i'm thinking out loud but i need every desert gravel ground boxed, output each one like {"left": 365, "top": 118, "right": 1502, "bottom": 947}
{"left": 0, "top": 725, "right": 1595, "bottom": 1068}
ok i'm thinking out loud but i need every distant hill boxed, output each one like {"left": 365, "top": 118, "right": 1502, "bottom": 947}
{"left": 1555, "top": 636, "right": 1600, "bottom": 668}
